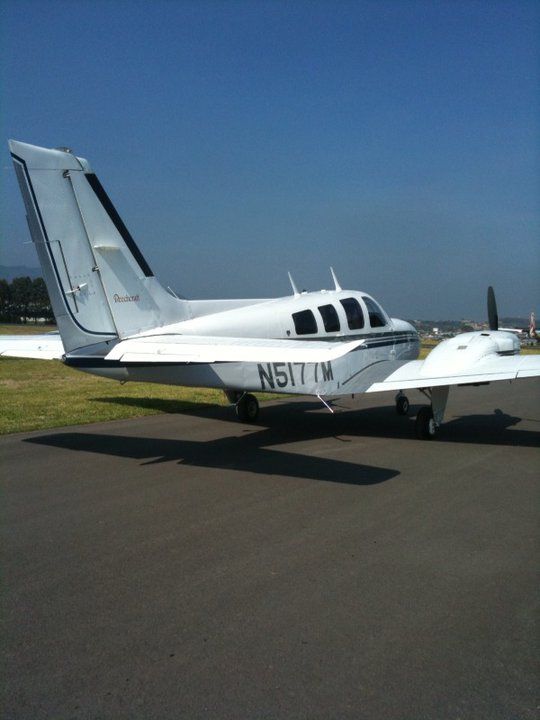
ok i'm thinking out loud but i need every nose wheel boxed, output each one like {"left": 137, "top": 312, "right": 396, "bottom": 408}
{"left": 235, "top": 393, "right": 260, "bottom": 423}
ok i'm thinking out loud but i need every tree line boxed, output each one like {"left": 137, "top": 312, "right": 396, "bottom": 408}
{"left": 0, "top": 277, "right": 54, "bottom": 324}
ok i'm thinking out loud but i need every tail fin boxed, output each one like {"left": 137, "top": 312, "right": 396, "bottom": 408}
{"left": 9, "top": 140, "right": 189, "bottom": 353}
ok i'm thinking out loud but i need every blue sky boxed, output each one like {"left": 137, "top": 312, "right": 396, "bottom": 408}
{"left": 1, "top": 0, "right": 538, "bottom": 319}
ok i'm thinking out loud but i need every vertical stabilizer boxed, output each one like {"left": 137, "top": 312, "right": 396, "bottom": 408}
{"left": 9, "top": 140, "right": 189, "bottom": 353}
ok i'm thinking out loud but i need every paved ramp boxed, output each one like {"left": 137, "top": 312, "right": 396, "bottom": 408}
{"left": 2, "top": 379, "right": 539, "bottom": 719}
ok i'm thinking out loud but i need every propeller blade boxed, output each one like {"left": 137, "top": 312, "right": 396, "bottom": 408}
{"left": 487, "top": 286, "right": 499, "bottom": 331}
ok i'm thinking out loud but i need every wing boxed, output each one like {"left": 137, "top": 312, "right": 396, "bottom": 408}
{"left": 105, "top": 335, "right": 364, "bottom": 364}
{"left": 0, "top": 333, "right": 64, "bottom": 360}
{"left": 362, "top": 332, "right": 540, "bottom": 394}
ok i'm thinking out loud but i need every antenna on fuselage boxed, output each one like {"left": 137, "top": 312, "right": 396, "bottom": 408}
{"left": 330, "top": 267, "right": 342, "bottom": 292}
{"left": 288, "top": 272, "right": 300, "bottom": 298}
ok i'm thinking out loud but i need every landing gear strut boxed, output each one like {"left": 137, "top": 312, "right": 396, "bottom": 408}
{"left": 415, "top": 385, "right": 450, "bottom": 440}
{"left": 234, "top": 393, "right": 259, "bottom": 423}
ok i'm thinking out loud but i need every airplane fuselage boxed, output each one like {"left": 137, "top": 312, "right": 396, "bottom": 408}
{"left": 68, "top": 289, "right": 420, "bottom": 397}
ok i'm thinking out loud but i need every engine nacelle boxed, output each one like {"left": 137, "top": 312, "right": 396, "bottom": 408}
{"left": 421, "top": 331, "right": 520, "bottom": 376}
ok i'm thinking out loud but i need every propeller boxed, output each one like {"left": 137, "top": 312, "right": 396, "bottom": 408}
{"left": 487, "top": 286, "right": 499, "bottom": 331}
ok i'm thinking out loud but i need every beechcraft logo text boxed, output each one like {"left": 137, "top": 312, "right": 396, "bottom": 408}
{"left": 113, "top": 293, "right": 140, "bottom": 303}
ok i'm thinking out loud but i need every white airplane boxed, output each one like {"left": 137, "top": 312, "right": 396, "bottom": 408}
{"left": 1, "top": 140, "right": 539, "bottom": 439}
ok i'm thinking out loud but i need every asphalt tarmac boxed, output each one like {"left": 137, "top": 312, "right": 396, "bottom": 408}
{"left": 2, "top": 379, "right": 539, "bottom": 720}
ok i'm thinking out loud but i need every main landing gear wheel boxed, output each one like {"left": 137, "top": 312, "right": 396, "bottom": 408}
{"left": 235, "top": 393, "right": 259, "bottom": 423}
{"left": 395, "top": 395, "right": 410, "bottom": 416}
{"left": 415, "top": 406, "right": 438, "bottom": 440}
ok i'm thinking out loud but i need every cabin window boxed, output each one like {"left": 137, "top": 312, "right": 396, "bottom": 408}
{"left": 318, "top": 304, "right": 340, "bottom": 332}
{"left": 340, "top": 298, "right": 364, "bottom": 330}
{"left": 362, "top": 296, "right": 386, "bottom": 327}
{"left": 292, "top": 309, "right": 318, "bottom": 335}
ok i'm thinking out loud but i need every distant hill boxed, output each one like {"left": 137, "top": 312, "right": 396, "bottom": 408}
{"left": 500, "top": 317, "right": 530, "bottom": 329}
{"left": 410, "top": 318, "right": 531, "bottom": 334}
{"left": 0, "top": 265, "right": 42, "bottom": 281}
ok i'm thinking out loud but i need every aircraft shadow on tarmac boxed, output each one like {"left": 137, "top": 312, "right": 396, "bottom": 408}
{"left": 25, "top": 400, "right": 538, "bottom": 483}
{"left": 26, "top": 430, "right": 398, "bottom": 487}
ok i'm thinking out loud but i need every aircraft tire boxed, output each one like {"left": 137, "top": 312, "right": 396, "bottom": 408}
{"left": 236, "top": 393, "right": 259, "bottom": 423}
{"left": 396, "top": 395, "right": 410, "bottom": 415}
{"left": 415, "top": 406, "right": 437, "bottom": 440}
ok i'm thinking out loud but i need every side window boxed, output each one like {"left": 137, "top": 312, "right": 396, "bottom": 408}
{"left": 362, "top": 296, "right": 386, "bottom": 328}
{"left": 292, "top": 309, "right": 318, "bottom": 335}
{"left": 318, "top": 304, "right": 340, "bottom": 332}
{"left": 340, "top": 297, "right": 364, "bottom": 330}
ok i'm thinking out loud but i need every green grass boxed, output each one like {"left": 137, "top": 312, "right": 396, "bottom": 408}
{"left": 0, "top": 323, "right": 57, "bottom": 335}
{"left": 0, "top": 356, "right": 234, "bottom": 434}
{"left": 0, "top": 325, "right": 538, "bottom": 434}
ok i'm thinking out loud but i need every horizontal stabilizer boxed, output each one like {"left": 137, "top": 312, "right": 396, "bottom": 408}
{"left": 105, "top": 335, "right": 364, "bottom": 364}
{"left": 0, "top": 333, "right": 64, "bottom": 360}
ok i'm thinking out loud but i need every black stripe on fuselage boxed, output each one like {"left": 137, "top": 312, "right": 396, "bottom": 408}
{"left": 360, "top": 336, "right": 417, "bottom": 349}
{"left": 64, "top": 357, "right": 210, "bottom": 368}
{"left": 291, "top": 330, "right": 418, "bottom": 344}
{"left": 312, "top": 333, "right": 418, "bottom": 350}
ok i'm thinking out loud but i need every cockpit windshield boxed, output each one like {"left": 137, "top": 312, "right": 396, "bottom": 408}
{"left": 362, "top": 296, "right": 387, "bottom": 328}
